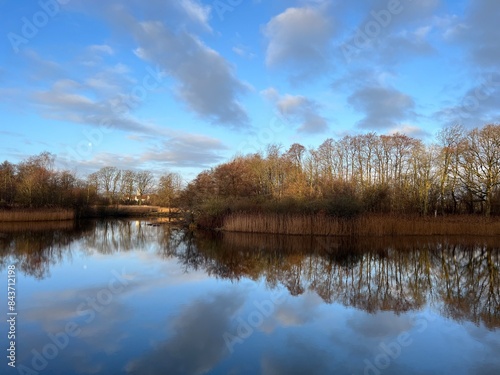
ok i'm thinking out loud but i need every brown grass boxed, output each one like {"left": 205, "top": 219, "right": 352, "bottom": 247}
{"left": 223, "top": 213, "right": 500, "bottom": 236}
{"left": 82, "top": 205, "right": 165, "bottom": 218}
{"left": 0, "top": 220, "right": 75, "bottom": 232}
{"left": 215, "top": 231, "right": 500, "bottom": 253}
{"left": 0, "top": 209, "right": 75, "bottom": 222}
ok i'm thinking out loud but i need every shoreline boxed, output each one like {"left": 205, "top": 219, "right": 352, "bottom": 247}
{"left": 222, "top": 213, "right": 500, "bottom": 237}
{"left": 0, "top": 206, "right": 179, "bottom": 222}
{"left": 0, "top": 208, "right": 75, "bottom": 222}
{"left": 2, "top": 208, "right": 499, "bottom": 237}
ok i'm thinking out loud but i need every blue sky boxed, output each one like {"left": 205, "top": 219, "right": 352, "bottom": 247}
{"left": 1, "top": 0, "right": 499, "bottom": 181}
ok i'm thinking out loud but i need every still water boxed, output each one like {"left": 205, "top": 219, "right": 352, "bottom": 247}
{"left": 0, "top": 219, "right": 499, "bottom": 375}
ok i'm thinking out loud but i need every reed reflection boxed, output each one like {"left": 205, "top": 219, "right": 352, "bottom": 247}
{"left": 189, "top": 232, "right": 500, "bottom": 329}
{"left": 0, "top": 220, "right": 89, "bottom": 279}
{"left": 1, "top": 220, "right": 499, "bottom": 329}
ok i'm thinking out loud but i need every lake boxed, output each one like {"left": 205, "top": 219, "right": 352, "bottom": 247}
{"left": 1, "top": 219, "right": 499, "bottom": 375}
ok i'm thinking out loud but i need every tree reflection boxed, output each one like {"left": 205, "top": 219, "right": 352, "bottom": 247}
{"left": 0, "top": 221, "right": 91, "bottom": 279}
{"left": 1, "top": 221, "right": 499, "bottom": 328}
{"left": 191, "top": 233, "right": 500, "bottom": 329}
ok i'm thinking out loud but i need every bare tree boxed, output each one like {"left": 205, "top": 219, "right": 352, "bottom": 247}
{"left": 96, "top": 167, "right": 120, "bottom": 204}
{"left": 120, "top": 170, "right": 136, "bottom": 204}
{"left": 437, "top": 124, "right": 464, "bottom": 214}
{"left": 16, "top": 152, "right": 54, "bottom": 207}
{"left": 136, "top": 170, "right": 154, "bottom": 204}
{"left": 457, "top": 124, "right": 500, "bottom": 216}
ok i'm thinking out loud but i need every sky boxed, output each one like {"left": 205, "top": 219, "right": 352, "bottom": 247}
{"left": 1, "top": 0, "right": 499, "bottom": 181}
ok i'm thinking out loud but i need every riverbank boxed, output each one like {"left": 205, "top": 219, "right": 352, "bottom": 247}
{"left": 0, "top": 208, "right": 75, "bottom": 222}
{"left": 79, "top": 205, "right": 171, "bottom": 218}
{"left": 0, "top": 206, "right": 180, "bottom": 222}
{"left": 223, "top": 213, "right": 500, "bottom": 236}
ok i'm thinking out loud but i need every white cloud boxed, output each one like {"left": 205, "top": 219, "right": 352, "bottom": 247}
{"left": 264, "top": 5, "right": 334, "bottom": 80}
{"left": 140, "top": 132, "right": 228, "bottom": 168}
{"left": 354, "top": 0, "right": 440, "bottom": 33}
{"left": 232, "top": 44, "right": 255, "bottom": 59}
{"left": 262, "top": 87, "right": 328, "bottom": 134}
{"left": 277, "top": 94, "right": 309, "bottom": 115}
{"left": 61, "top": 1, "right": 248, "bottom": 128}
{"left": 179, "top": 0, "right": 212, "bottom": 31}
{"left": 348, "top": 85, "right": 416, "bottom": 130}
{"left": 132, "top": 20, "right": 249, "bottom": 128}
{"left": 125, "top": 291, "right": 245, "bottom": 375}
{"left": 31, "top": 77, "right": 163, "bottom": 135}
{"left": 388, "top": 124, "right": 430, "bottom": 138}
{"left": 434, "top": 72, "right": 500, "bottom": 128}
{"left": 88, "top": 44, "right": 114, "bottom": 55}
{"left": 461, "top": 0, "right": 500, "bottom": 67}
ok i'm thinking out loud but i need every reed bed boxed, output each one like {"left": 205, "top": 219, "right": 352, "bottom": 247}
{"left": 0, "top": 220, "right": 75, "bottom": 232}
{"left": 0, "top": 209, "right": 75, "bottom": 222}
{"left": 223, "top": 213, "right": 500, "bottom": 236}
{"left": 216, "top": 231, "right": 500, "bottom": 253}
{"left": 82, "top": 205, "right": 163, "bottom": 218}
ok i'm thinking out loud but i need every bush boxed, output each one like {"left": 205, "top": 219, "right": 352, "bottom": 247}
{"left": 196, "top": 198, "right": 232, "bottom": 229}
{"left": 362, "top": 185, "right": 391, "bottom": 213}
{"left": 325, "top": 195, "right": 363, "bottom": 218}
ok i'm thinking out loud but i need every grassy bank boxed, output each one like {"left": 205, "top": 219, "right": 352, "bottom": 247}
{"left": 0, "top": 220, "right": 76, "bottom": 232}
{"left": 0, "top": 208, "right": 75, "bottom": 222}
{"left": 0, "top": 206, "right": 180, "bottom": 222}
{"left": 79, "top": 205, "right": 181, "bottom": 219}
{"left": 80, "top": 205, "right": 158, "bottom": 218}
{"left": 223, "top": 213, "right": 500, "bottom": 236}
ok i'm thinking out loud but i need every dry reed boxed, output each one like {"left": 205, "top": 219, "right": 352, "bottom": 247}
{"left": 0, "top": 220, "right": 75, "bottom": 232}
{"left": 223, "top": 213, "right": 500, "bottom": 236}
{"left": 0, "top": 209, "right": 75, "bottom": 222}
{"left": 81, "top": 205, "right": 167, "bottom": 218}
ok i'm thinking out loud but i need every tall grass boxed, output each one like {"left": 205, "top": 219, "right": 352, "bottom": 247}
{"left": 216, "top": 231, "right": 500, "bottom": 253}
{"left": 0, "top": 220, "right": 75, "bottom": 232}
{"left": 0, "top": 209, "right": 75, "bottom": 222}
{"left": 80, "top": 205, "right": 181, "bottom": 218}
{"left": 223, "top": 213, "right": 500, "bottom": 236}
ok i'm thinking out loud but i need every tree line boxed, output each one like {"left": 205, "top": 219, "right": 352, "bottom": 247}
{"left": 183, "top": 124, "right": 500, "bottom": 223}
{"left": 0, "top": 152, "right": 182, "bottom": 210}
{"left": 1, "top": 123, "right": 499, "bottom": 218}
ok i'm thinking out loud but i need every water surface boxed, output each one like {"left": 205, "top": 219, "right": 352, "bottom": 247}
{"left": 1, "top": 220, "right": 499, "bottom": 375}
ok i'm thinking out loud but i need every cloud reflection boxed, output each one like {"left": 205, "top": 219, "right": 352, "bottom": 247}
{"left": 125, "top": 290, "right": 245, "bottom": 375}
{"left": 261, "top": 334, "right": 332, "bottom": 375}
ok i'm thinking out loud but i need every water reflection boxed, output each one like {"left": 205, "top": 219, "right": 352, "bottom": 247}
{"left": 126, "top": 290, "right": 246, "bottom": 375}
{"left": 184, "top": 232, "right": 500, "bottom": 329}
{"left": 1, "top": 221, "right": 499, "bottom": 331}
{"left": 0, "top": 220, "right": 90, "bottom": 279}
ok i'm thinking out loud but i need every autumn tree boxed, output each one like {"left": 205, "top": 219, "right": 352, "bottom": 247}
{"left": 16, "top": 152, "right": 54, "bottom": 207}
{"left": 0, "top": 161, "right": 16, "bottom": 205}
{"left": 156, "top": 172, "right": 182, "bottom": 208}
